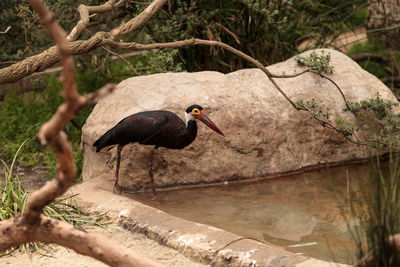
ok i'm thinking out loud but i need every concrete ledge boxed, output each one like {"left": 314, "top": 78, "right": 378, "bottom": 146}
{"left": 70, "top": 175, "right": 349, "bottom": 267}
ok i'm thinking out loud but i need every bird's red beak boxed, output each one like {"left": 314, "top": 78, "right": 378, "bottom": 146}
{"left": 198, "top": 111, "right": 225, "bottom": 137}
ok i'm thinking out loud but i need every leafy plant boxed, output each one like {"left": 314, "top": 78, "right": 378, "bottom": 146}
{"left": 296, "top": 98, "right": 331, "bottom": 119}
{"left": 0, "top": 142, "right": 109, "bottom": 255}
{"left": 296, "top": 50, "right": 334, "bottom": 74}
{"left": 335, "top": 119, "right": 356, "bottom": 137}
{"left": 297, "top": 93, "right": 400, "bottom": 150}
{"left": 349, "top": 96, "right": 400, "bottom": 150}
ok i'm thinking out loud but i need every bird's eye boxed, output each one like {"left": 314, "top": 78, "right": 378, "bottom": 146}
{"left": 192, "top": 108, "right": 200, "bottom": 115}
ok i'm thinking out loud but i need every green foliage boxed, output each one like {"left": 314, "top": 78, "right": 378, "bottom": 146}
{"left": 0, "top": 0, "right": 367, "bottom": 72}
{"left": 0, "top": 74, "right": 82, "bottom": 171}
{"left": 349, "top": 96, "right": 398, "bottom": 120}
{"left": 335, "top": 119, "right": 356, "bottom": 137}
{"left": 296, "top": 98, "right": 358, "bottom": 138}
{"left": 76, "top": 50, "right": 183, "bottom": 92}
{"left": 144, "top": 0, "right": 366, "bottom": 72}
{"left": 296, "top": 98, "right": 331, "bottom": 119}
{"left": 296, "top": 95, "right": 400, "bottom": 148}
{"left": 0, "top": 143, "right": 109, "bottom": 255}
{"left": 349, "top": 96, "right": 400, "bottom": 150}
{"left": 348, "top": 155, "right": 400, "bottom": 266}
{"left": 0, "top": 76, "right": 63, "bottom": 167}
{"left": 296, "top": 50, "right": 334, "bottom": 74}
{"left": 133, "top": 49, "right": 183, "bottom": 75}
{"left": 0, "top": 142, "right": 28, "bottom": 221}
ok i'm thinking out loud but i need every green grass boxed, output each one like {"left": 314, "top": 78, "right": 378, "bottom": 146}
{"left": 0, "top": 142, "right": 109, "bottom": 255}
{"left": 348, "top": 154, "right": 400, "bottom": 266}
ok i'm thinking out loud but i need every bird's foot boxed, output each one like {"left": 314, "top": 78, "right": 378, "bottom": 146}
{"left": 112, "top": 181, "right": 122, "bottom": 194}
{"left": 151, "top": 194, "right": 158, "bottom": 201}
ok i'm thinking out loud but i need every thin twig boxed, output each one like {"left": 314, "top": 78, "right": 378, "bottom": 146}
{"left": 270, "top": 69, "right": 310, "bottom": 78}
{"left": 101, "top": 46, "right": 140, "bottom": 75}
{"left": 351, "top": 53, "right": 388, "bottom": 64}
{"left": 0, "top": 26, "right": 11, "bottom": 34}
{"left": 299, "top": 106, "right": 364, "bottom": 145}
{"left": 392, "top": 55, "right": 400, "bottom": 76}
{"left": 308, "top": 69, "right": 351, "bottom": 110}
{"left": 103, "top": 38, "right": 300, "bottom": 109}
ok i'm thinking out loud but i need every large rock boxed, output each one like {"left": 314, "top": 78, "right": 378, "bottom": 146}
{"left": 81, "top": 49, "right": 398, "bottom": 191}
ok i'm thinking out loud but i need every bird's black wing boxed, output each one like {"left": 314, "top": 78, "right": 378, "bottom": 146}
{"left": 93, "top": 111, "right": 182, "bottom": 151}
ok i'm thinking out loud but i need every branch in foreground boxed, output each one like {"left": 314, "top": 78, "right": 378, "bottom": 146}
{"left": 0, "top": 215, "right": 162, "bottom": 267}
{"left": 23, "top": 83, "right": 114, "bottom": 223}
{"left": 21, "top": 0, "right": 81, "bottom": 226}
{"left": 0, "top": 0, "right": 162, "bottom": 266}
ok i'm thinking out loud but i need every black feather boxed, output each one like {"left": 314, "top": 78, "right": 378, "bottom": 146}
{"left": 92, "top": 110, "right": 198, "bottom": 152}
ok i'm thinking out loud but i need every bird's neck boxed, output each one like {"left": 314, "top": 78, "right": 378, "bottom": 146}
{"left": 185, "top": 120, "right": 197, "bottom": 143}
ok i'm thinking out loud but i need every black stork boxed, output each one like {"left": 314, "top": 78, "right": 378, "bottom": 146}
{"left": 93, "top": 104, "right": 225, "bottom": 200}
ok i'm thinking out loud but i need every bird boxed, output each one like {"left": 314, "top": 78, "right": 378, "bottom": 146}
{"left": 93, "top": 104, "right": 225, "bottom": 200}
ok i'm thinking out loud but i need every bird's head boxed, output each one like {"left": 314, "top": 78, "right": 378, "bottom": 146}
{"left": 185, "top": 104, "right": 225, "bottom": 137}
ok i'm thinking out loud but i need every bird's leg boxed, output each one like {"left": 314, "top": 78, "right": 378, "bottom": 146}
{"left": 148, "top": 148, "right": 158, "bottom": 201}
{"left": 113, "top": 145, "right": 123, "bottom": 193}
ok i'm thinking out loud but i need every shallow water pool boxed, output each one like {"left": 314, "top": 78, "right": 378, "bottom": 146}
{"left": 131, "top": 162, "right": 371, "bottom": 264}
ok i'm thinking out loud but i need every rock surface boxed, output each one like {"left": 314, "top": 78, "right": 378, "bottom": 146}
{"left": 82, "top": 49, "right": 398, "bottom": 190}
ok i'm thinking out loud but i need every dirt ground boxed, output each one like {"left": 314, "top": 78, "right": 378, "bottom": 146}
{"left": 0, "top": 223, "right": 207, "bottom": 267}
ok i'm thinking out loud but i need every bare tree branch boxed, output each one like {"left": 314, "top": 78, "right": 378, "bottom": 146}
{"left": 382, "top": 76, "right": 400, "bottom": 84}
{"left": 392, "top": 55, "right": 400, "bottom": 76}
{"left": 0, "top": 0, "right": 168, "bottom": 84}
{"left": 351, "top": 53, "right": 388, "bottom": 64}
{"left": 0, "top": 215, "right": 162, "bottom": 267}
{"left": 308, "top": 69, "right": 351, "bottom": 110}
{"left": 270, "top": 69, "right": 311, "bottom": 78}
{"left": 68, "top": 0, "right": 126, "bottom": 41}
{"left": 109, "top": 0, "right": 166, "bottom": 39}
{"left": 101, "top": 46, "right": 140, "bottom": 75}
{"left": 0, "top": 26, "right": 11, "bottom": 34}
